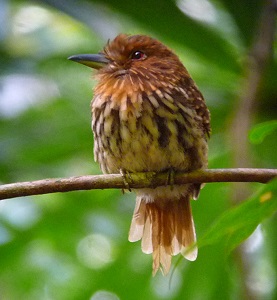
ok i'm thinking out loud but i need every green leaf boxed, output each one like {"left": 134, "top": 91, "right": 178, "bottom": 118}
{"left": 249, "top": 120, "right": 277, "bottom": 144}
{"left": 197, "top": 179, "right": 277, "bottom": 254}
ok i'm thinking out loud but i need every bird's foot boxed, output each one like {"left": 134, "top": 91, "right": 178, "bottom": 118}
{"left": 120, "top": 169, "right": 132, "bottom": 193}
{"left": 166, "top": 168, "right": 175, "bottom": 191}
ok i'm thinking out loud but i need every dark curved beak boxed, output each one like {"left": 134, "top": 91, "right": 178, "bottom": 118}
{"left": 68, "top": 53, "right": 110, "bottom": 69}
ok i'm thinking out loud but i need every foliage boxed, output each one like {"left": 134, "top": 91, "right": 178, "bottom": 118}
{"left": 0, "top": 0, "right": 276, "bottom": 299}
{"left": 249, "top": 121, "right": 277, "bottom": 144}
{"left": 198, "top": 179, "right": 277, "bottom": 253}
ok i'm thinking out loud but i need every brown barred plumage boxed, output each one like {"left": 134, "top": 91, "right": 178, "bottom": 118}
{"left": 69, "top": 34, "right": 210, "bottom": 275}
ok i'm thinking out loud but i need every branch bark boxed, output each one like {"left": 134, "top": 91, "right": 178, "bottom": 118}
{"left": 0, "top": 168, "right": 276, "bottom": 200}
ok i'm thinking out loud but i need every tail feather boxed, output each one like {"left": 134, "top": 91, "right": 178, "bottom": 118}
{"left": 128, "top": 195, "right": 197, "bottom": 275}
{"left": 141, "top": 215, "right": 153, "bottom": 254}
{"left": 128, "top": 199, "right": 145, "bottom": 242}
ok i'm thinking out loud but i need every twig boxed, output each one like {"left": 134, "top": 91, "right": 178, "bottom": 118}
{"left": 0, "top": 168, "right": 276, "bottom": 200}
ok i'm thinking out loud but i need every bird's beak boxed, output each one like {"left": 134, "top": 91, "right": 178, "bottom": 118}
{"left": 68, "top": 53, "right": 110, "bottom": 69}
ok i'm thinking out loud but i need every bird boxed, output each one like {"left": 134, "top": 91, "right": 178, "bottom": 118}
{"left": 68, "top": 34, "right": 210, "bottom": 276}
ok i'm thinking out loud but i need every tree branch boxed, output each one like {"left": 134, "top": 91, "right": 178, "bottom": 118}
{"left": 0, "top": 168, "right": 276, "bottom": 200}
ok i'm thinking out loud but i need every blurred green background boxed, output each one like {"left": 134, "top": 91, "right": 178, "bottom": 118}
{"left": 0, "top": 0, "right": 276, "bottom": 299}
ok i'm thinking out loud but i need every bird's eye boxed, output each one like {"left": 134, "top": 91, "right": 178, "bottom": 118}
{"left": 131, "top": 51, "right": 146, "bottom": 60}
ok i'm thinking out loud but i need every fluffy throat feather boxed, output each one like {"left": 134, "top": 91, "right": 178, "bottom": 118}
{"left": 92, "top": 73, "right": 211, "bottom": 137}
{"left": 91, "top": 82, "right": 199, "bottom": 131}
{"left": 92, "top": 75, "right": 186, "bottom": 115}
{"left": 94, "top": 65, "right": 188, "bottom": 97}
{"left": 93, "top": 69, "right": 190, "bottom": 108}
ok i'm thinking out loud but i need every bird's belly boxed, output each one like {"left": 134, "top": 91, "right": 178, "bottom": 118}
{"left": 102, "top": 134, "right": 187, "bottom": 173}
{"left": 92, "top": 93, "right": 208, "bottom": 174}
{"left": 93, "top": 114, "right": 207, "bottom": 174}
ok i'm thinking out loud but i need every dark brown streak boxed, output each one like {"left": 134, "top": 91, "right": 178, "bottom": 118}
{"left": 154, "top": 114, "right": 171, "bottom": 148}
{"left": 175, "top": 120, "right": 191, "bottom": 150}
{"left": 126, "top": 96, "right": 133, "bottom": 109}
{"left": 153, "top": 92, "right": 175, "bottom": 113}
{"left": 110, "top": 109, "right": 122, "bottom": 150}
{"left": 186, "top": 146, "right": 203, "bottom": 170}
{"left": 141, "top": 123, "right": 154, "bottom": 142}
{"left": 185, "top": 85, "right": 210, "bottom": 135}
{"left": 141, "top": 91, "right": 154, "bottom": 108}
{"left": 177, "top": 106, "right": 195, "bottom": 129}
{"left": 93, "top": 108, "right": 101, "bottom": 126}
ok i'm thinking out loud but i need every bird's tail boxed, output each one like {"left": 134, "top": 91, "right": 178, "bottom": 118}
{"left": 128, "top": 195, "right": 197, "bottom": 275}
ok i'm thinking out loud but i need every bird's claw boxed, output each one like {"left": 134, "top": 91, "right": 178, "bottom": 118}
{"left": 120, "top": 169, "right": 132, "bottom": 193}
{"left": 166, "top": 168, "right": 175, "bottom": 191}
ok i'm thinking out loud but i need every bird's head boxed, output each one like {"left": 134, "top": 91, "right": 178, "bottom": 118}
{"left": 68, "top": 34, "right": 190, "bottom": 95}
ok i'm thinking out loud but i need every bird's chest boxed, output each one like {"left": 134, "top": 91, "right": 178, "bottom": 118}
{"left": 91, "top": 93, "right": 206, "bottom": 174}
